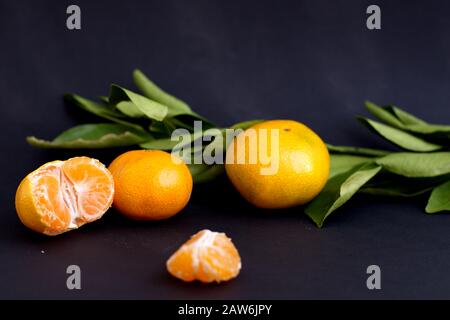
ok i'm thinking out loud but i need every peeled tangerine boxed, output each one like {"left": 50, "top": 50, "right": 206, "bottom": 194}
{"left": 15, "top": 157, "right": 114, "bottom": 236}
{"left": 167, "top": 230, "right": 241, "bottom": 283}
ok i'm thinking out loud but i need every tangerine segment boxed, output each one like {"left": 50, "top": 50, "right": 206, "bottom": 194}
{"left": 61, "top": 157, "right": 114, "bottom": 220}
{"left": 167, "top": 230, "right": 241, "bottom": 283}
{"left": 17, "top": 161, "right": 72, "bottom": 234}
{"left": 15, "top": 157, "right": 114, "bottom": 236}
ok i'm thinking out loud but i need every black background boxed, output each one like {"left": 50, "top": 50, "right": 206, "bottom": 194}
{"left": 1, "top": 0, "right": 450, "bottom": 299}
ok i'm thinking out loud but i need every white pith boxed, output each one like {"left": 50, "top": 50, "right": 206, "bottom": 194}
{"left": 29, "top": 158, "right": 113, "bottom": 234}
{"left": 168, "top": 230, "right": 241, "bottom": 282}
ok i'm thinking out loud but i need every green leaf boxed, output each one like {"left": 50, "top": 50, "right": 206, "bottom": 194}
{"left": 98, "top": 96, "right": 109, "bottom": 104}
{"left": 140, "top": 135, "right": 191, "bottom": 151}
{"left": 133, "top": 69, "right": 192, "bottom": 115}
{"left": 326, "top": 144, "right": 389, "bottom": 157}
{"left": 115, "top": 101, "right": 146, "bottom": 118}
{"left": 360, "top": 185, "right": 433, "bottom": 197}
{"left": 147, "top": 119, "right": 181, "bottom": 135}
{"left": 376, "top": 152, "right": 450, "bottom": 177}
{"left": 64, "top": 94, "right": 144, "bottom": 131}
{"left": 65, "top": 94, "right": 123, "bottom": 118}
{"left": 140, "top": 137, "right": 182, "bottom": 150}
{"left": 365, "top": 101, "right": 405, "bottom": 129}
{"left": 140, "top": 130, "right": 206, "bottom": 151}
{"left": 360, "top": 173, "right": 448, "bottom": 197}
{"left": 27, "top": 123, "right": 152, "bottom": 149}
{"left": 304, "top": 163, "right": 382, "bottom": 227}
{"left": 148, "top": 121, "right": 168, "bottom": 134}
{"left": 365, "top": 102, "right": 446, "bottom": 138}
{"left": 382, "top": 105, "right": 450, "bottom": 135}
{"left": 406, "top": 123, "right": 450, "bottom": 135}
{"left": 167, "top": 117, "right": 195, "bottom": 131}
{"left": 330, "top": 154, "right": 373, "bottom": 178}
{"left": 140, "top": 128, "right": 224, "bottom": 152}
{"left": 358, "top": 117, "right": 442, "bottom": 152}
{"left": 109, "top": 84, "right": 168, "bottom": 121}
{"left": 426, "top": 180, "right": 450, "bottom": 213}
{"left": 188, "top": 164, "right": 225, "bottom": 183}
{"left": 167, "top": 114, "right": 215, "bottom": 131}
{"left": 132, "top": 70, "right": 215, "bottom": 127}
{"left": 386, "top": 106, "right": 428, "bottom": 126}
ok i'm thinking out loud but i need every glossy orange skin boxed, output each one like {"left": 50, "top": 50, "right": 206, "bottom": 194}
{"left": 109, "top": 150, "right": 193, "bottom": 220}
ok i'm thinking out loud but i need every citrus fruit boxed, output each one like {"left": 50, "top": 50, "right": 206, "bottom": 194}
{"left": 108, "top": 150, "right": 193, "bottom": 220}
{"left": 166, "top": 229, "right": 241, "bottom": 283}
{"left": 15, "top": 157, "right": 114, "bottom": 236}
{"left": 225, "top": 120, "right": 330, "bottom": 209}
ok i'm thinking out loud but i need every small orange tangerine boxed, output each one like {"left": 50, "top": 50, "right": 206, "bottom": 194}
{"left": 108, "top": 150, "right": 193, "bottom": 220}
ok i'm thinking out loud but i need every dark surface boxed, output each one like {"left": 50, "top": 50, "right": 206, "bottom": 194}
{"left": 1, "top": 0, "right": 450, "bottom": 299}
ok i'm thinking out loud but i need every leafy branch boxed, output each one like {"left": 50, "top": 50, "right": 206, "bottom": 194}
{"left": 305, "top": 102, "right": 450, "bottom": 227}
{"left": 27, "top": 70, "right": 450, "bottom": 226}
{"left": 27, "top": 69, "right": 258, "bottom": 183}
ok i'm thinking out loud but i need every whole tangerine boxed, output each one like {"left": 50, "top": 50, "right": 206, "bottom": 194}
{"left": 109, "top": 150, "right": 193, "bottom": 220}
